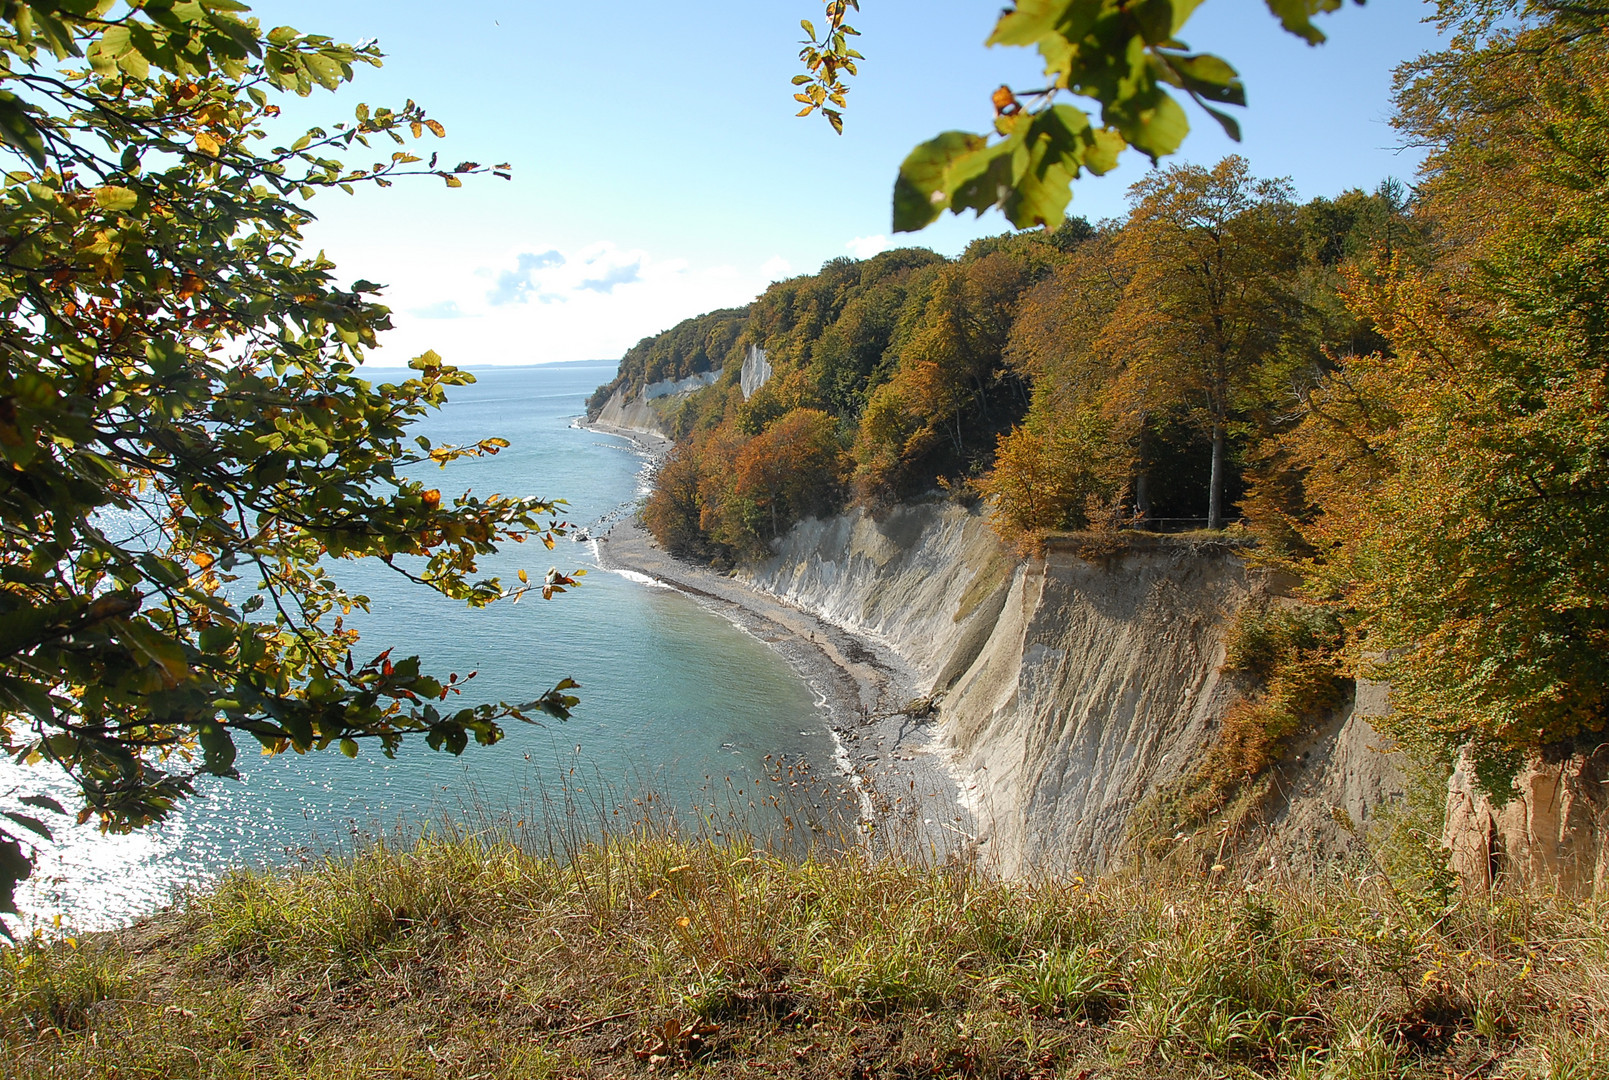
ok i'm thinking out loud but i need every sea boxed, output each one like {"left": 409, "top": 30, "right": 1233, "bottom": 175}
{"left": 0, "top": 362, "right": 846, "bottom": 931}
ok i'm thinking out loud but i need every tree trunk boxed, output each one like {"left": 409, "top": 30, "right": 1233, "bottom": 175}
{"left": 1133, "top": 420, "right": 1151, "bottom": 527}
{"left": 1208, "top": 420, "right": 1226, "bottom": 531}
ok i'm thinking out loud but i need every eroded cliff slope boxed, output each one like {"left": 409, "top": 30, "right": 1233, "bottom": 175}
{"left": 742, "top": 502, "right": 1408, "bottom": 876}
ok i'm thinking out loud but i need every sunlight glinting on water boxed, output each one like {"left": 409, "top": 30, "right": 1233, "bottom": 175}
{"left": 0, "top": 362, "right": 844, "bottom": 931}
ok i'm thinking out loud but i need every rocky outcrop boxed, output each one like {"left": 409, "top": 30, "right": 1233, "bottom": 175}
{"left": 594, "top": 369, "right": 722, "bottom": 438}
{"left": 740, "top": 345, "right": 772, "bottom": 400}
{"left": 645, "top": 369, "right": 722, "bottom": 401}
{"left": 739, "top": 503, "right": 1409, "bottom": 876}
{"left": 1444, "top": 747, "right": 1609, "bottom": 898}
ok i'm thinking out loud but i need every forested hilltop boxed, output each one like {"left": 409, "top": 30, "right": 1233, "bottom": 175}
{"left": 596, "top": 0, "right": 1609, "bottom": 795}
{"left": 593, "top": 161, "right": 1413, "bottom": 561}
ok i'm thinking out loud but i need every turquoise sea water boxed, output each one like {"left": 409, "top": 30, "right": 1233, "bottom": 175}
{"left": 1, "top": 362, "right": 842, "bottom": 930}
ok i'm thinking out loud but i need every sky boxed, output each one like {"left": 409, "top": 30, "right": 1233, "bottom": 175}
{"left": 248, "top": 1, "right": 1448, "bottom": 367}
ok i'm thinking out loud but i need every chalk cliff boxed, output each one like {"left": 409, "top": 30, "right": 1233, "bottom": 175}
{"left": 740, "top": 502, "right": 1409, "bottom": 876}
{"left": 594, "top": 369, "right": 722, "bottom": 437}
{"left": 589, "top": 413, "right": 1604, "bottom": 889}
{"left": 740, "top": 345, "right": 772, "bottom": 400}
{"left": 1444, "top": 747, "right": 1609, "bottom": 898}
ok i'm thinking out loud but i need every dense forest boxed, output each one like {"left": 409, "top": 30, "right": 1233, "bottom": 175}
{"left": 586, "top": 306, "right": 751, "bottom": 409}
{"left": 593, "top": 162, "right": 1415, "bottom": 561}
{"left": 595, "top": 2, "right": 1609, "bottom": 788}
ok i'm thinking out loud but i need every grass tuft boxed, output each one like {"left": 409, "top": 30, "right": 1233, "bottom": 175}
{"left": 2, "top": 831, "right": 1605, "bottom": 1078}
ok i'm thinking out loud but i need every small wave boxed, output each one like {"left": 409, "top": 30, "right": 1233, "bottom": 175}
{"left": 603, "top": 564, "right": 676, "bottom": 591}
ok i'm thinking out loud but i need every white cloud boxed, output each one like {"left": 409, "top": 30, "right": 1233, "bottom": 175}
{"left": 412, "top": 299, "right": 465, "bottom": 319}
{"left": 845, "top": 234, "right": 890, "bottom": 260}
{"left": 577, "top": 259, "right": 641, "bottom": 293}
{"left": 760, "top": 255, "right": 792, "bottom": 282}
{"left": 487, "top": 250, "right": 565, "bottom": 306}
{"left": 357, "top": 240, "right": 776, "bottom": 366}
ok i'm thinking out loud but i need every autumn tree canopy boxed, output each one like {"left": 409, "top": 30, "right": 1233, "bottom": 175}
{"left": 1269, "top": 0, "right": 1609, "bottom": 787}
{"left": 1100, "top": 156, "right": 1301, "bottom": 530}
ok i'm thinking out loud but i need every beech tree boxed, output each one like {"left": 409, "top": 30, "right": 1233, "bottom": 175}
{"left": 0, "top": 2, "right": 579, "bottom": 922}
{"left": 1100, "top": 156, "right": 1300, "bottom": 529}
{"left": 732, "top": 408, "right": 846, "bottom": 543}
{"left": 981, "top": 231, "right": 1126, "bottom": 542}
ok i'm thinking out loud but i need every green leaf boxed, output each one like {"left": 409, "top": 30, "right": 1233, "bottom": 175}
{"left": 93, "top": 185, "right": 139, "bottom": 212}
{"left": 1161, "top": 52, "right": 1245, "bottom": 106}
{"left": 1002, "top": 138, "right": 1075, "bottom": 230}
{"left": 20, "top": 795, "right": 65, "bottom": 816}
{"left": 198, "top": 722, "right": 238, "bottom": 775}
{"left": 1, "top": 812, "right": 52, "bottom": 841}
{"left": 1262, "top": 0, "right": 1346, "bottom": 45}
{"left": 137, "top": 552, "right": 186, "bottom": 586}
{"left": 0, "top": 599, "right": 73, "bottom": 661}
{"left": 1005, "top": 104, "right": 1110, "bottom": 228}
{"left": 0, "top": 837, "right": 31, "bottom": 919}
{"left": 1083, "top": 126, "right": 1125, "bottom": 174}
{"left": 987, "top": 0, "right": 1075, "bottom": 47}
{"left": 87, "top": 25, "right": 130, "bottom": 75}
{"left": 1105, "top": 85, "right": 1190, "bottom": 163}
{"left": 892, "top": 130, "right": 990, "bottom": 232}
{"left": 0, "top": 91, "right": 47, "bottom": 168}
{"left": 0, "top": 676, "right": 59, "bottom": 725}
{"left": 117, "top": 618, "right": 190, "bottom": 682}
{"left": 1163, "top": 0, "right": 1210, "bottom": 37}
{"left": 198, "top": 624, "right": 234, "bottom": 654}
{"left": 1198, "top": 101, "right": 1242, "bottom": 142}
{"left": 1127, "top": 0, "right": 1210, "bottom": 43}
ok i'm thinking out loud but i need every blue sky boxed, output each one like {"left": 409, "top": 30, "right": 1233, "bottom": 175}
{"left": 251, "top": 1, "right": 1445, "bottom": 366}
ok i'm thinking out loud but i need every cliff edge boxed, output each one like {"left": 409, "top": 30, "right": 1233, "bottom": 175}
{"left": 739, "top": 502, "right": 1410, "bottom": 878}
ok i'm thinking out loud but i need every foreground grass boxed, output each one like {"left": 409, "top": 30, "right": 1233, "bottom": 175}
{"left": 2, "top": 835, "right": 1605, "bottom": 1079}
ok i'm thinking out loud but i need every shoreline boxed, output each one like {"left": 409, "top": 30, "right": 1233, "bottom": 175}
{"left": 578, "top": 418, "right": 974, "bottom": 862}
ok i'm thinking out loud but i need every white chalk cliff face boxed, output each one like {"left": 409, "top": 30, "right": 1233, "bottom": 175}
{"left": 741, "top": 502, "right": 1412, "bottom": 877}
{"left": 644, "top": 369, "right": 722, "bottom": 400}
{"left": 582, "top": 392, "right": 1604, "bottom": 888}
{"left": 594, "top": 369, "right": 722, "bottom": 437}
{"left": 740, "top": 345, "right": 771, "bottom": 401}
{"left": 939, "top": 541, "right": 1253, "bottom": 874}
